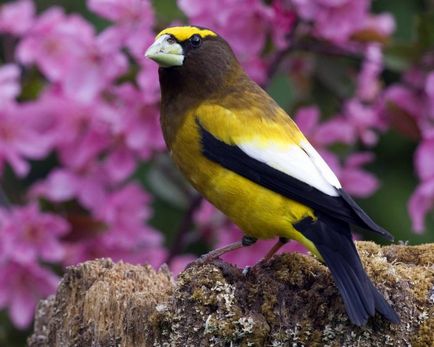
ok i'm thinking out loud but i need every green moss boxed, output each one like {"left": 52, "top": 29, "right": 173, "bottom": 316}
{"left": 29, "top": 243, "right": 434, "bottom": 346}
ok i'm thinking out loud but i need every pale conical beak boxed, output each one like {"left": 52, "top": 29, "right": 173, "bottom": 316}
{"left": 145, "top": 35, "right": 184, "bottom": 68}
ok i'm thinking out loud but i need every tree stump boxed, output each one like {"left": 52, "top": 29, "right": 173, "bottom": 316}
{"left": 28, "top": 241, "right": 434, "bottom": 346}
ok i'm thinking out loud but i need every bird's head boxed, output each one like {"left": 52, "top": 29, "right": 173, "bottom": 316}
{"left": 145, "top": 25, "right": 251, "bottom": 107}
{"left": 145, "top": 26, "right": 242, "bottom": 85}
{"left": 145, "top": 26, "right": 238, "bottom": 68}
{"left": 145, "top": 26, "right": 218, "bottom": 68}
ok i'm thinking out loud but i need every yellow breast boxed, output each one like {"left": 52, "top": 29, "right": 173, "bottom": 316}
{"left": 170, "top": 107, "right": 316, "bottom": 244}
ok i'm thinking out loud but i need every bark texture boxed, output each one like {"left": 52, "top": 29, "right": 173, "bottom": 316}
{"left": 28, "top": 242, "right": 434, "bottom": 347}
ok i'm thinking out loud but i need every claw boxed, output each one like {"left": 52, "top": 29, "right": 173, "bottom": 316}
{"left": 242, "top": 266, "right": 251, "bottom": 276}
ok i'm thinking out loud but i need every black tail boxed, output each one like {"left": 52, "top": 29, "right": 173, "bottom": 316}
{"left": 295, "top": 215, "right": 400, "bottom": 326}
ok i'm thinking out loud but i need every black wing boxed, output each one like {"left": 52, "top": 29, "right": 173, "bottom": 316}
{"left": 197, "top": 120, "right": 393, "bottom": 240}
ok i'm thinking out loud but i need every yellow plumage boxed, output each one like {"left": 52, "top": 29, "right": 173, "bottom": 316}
{"left": 167, "top": 102, "right": 320, "bottom": 258}
{"left": 157, "top": 26, "right": 217, "bottom": 41}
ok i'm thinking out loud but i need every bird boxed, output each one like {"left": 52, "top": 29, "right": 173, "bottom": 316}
{"left": 145, "top": 25, "right": 400, "bottom": 326}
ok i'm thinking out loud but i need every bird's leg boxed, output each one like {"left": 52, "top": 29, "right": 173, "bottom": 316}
{"left": 242, "top": 237, "right": 289, "bottom": 276}
{"left": 197, "top": 236, "right": 257, "bottom": 264}
{"left": 263, "top": 237, "right": 289, "bottom": 262}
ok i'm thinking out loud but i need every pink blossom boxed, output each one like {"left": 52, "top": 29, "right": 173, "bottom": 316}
{"left": 27, "top": 89, "right": 113, "bottom": 171}
{"left": 17, "top": 8, "right": 94, "bottom": 81}
{"left": 104, "top": 146, "right": 138, "bottom": 182}
{"left": 87, "top": 0, "right": 155, "bottom": 60}
{"left": 100, "top": 84, "right": 164, "bottom": 181}
{"left": 425, "top": 72, "right": 434, "bottom": 119}
{"left": 137, "top": 59, "right": 161, "bottom": 104}
{"left": 357, "top": 44, "right": 383, "bottom": 101}
{"left": 382, "top": 67, "right": 434, "bottom": 136}
{"left": 0, "top": 103, "right": 52, "bottom": 176}
{"left": 17, "top": 8, "right": 128, "bottom": 102}
{"left": 94, "top": 184, "right": 159, "bottom": 246}
{"left": 109, "top": 84, "right": 165, "bottom": 157}
{"left": 292, "top": 0, "right": 369, "bottom": 43}
{"left": 415, "top": 134, "right": 434, "bottom": 182}
{"left": 0, "top": 0, "right": 35, "bottom": 35}
{"left": 408, "top": 179, "right": 434, "bottom": 233}
{"left": 403, "top": 67, "right": 427, "bottom": 90}
{"left": 30, "top": 169, "right": 78, "bottom": 203}
{"left": 270, "top": 0, "right": 296, "bottom": 49}
{"left": 63, "top": 32, "right": 127, "bottom": 103}
{"left": 29, "top": 85, "right": 163, "bottom": 201}
{"left": 32, "top": 165, "right": 111, "bottom": 210}
{"left": 342, "top": 99, "right": 382, "bottom": 145}
{"left": 219, "top": 3, "right": 271, "bottom": 59}
{"left": 0, "top": 260, "right": 59, "bottom": 328}
{"left": 409, "top": 131, "right": 434, "bottom": 232}
{"left": 295, "top": 106, "right": 354, "bottom": 146}
{"left": 0, "top": 204, "right": 69, "bottom": 263}
{"left": 87, "top": 0, "right": 154, "bottom": 23}
{"left": 242, "top": 57, "right": 268, "bottom": 85}
{"left": 363, "top": 13, "right": 395, "bottom": 38}
{"left": 16, "top": 89, "right": 82, "bottom": 148}
{"left": 58, "top": 124, "right": 111, "bottom": 171}
{"left": 0, "top": 64, "right": 20, "bottom": 104}
{"left": 383, "top": 85, "right": 424, "bottom": 123}
{"left": 336, "top": 152, "right": 379, "bottom": 197}
{"left": 24, "top": 87, "right": 151, "bottom": 179}
{"left": 382, "top": 83, "right": 429, "bottom": 139}
{"left": 62, "top": 184, "right": 166, "bottom": 267}
{"left": 426, "top": 72, "right": 434, "bottom": 99}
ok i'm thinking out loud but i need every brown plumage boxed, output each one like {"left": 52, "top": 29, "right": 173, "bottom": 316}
{"left": 159, "top": 35, "right": 280, "bottom": 146}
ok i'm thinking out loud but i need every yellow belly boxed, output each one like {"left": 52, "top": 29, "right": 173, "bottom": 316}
{"left": 170, "top": 115, "right": 318, "bottom": 253}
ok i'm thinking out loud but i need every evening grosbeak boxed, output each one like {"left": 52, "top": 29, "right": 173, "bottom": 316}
{"left": 145, "top": 26, "right": 399, "bottom": 326}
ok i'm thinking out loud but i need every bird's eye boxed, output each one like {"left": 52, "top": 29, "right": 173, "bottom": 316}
{"left": 190, "top": 34, "right": 202, "bottom": 48}
{"left": 167, "top": 36, "right": 176, "bottom": 44}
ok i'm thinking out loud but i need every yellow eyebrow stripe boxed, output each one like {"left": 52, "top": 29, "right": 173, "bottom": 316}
{"left": 156, "top": 26, "right": 217, "bottom": 42}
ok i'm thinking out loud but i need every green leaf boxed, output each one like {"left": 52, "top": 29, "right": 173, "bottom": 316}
{"left": 372, "top": 0, "right": 423, "bottom": 42}
{"left": 267, "top": 74, "right": 294, "bottom": 111}
{"left": 417, "top": 11, "right": 434, "bottom": 50}
{"left": 152, "top": 0, "right": 186, "bottom": 26}
{"left": 384, "top": 43, "right": 422, "bottom": 72}
{"left": 19, "top": 68, "right": 45, "bottom": 101}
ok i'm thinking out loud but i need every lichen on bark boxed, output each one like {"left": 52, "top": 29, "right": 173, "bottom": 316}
{"left": 28, "top": 242, "right": 434, "bottom": 347}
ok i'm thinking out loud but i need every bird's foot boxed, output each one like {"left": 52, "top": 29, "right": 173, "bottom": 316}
{"left": 191, "top": 237, "right": 257, "bottom": 267}
{"left": 262, "top": 237, "right": 289, "bottom": 262}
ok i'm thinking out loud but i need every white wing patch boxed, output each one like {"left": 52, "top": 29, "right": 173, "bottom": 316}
{"left": 299, "top": 140, "right": 342, "bottom": 189}
{"left": 238, "top": 140, "right": 341, "bottom": 197}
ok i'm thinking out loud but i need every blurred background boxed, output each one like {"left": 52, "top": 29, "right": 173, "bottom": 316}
{"left": 0, "top": 0, "right": 433, "bottom": 344}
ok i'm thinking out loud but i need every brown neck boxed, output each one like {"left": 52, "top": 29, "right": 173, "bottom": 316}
{"left": 158, "top": 42, "right": 249, "bottom": 146}
{"left": 159, "top": 54, "right": 245, "bottom": 108}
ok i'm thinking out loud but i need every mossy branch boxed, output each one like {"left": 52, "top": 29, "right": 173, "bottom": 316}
{"left": 28, "top": 242, "right": 434, "bottom": 347}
